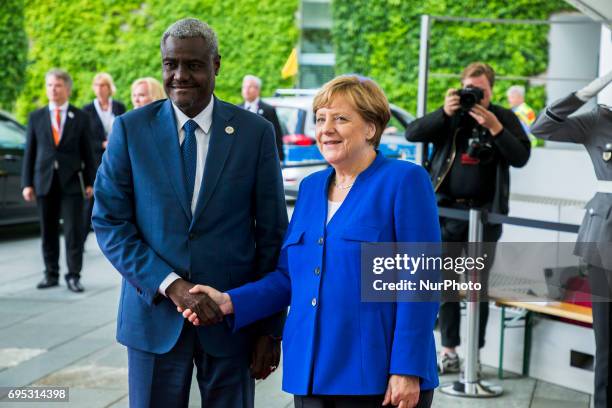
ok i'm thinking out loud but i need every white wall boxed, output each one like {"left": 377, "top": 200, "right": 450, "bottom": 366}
{"left": 598, "top": 25, "right": 612, "bottom": 105}
{"left": 547, "top": 13, "right": 601, "bottom": 105}
{"left": 510, "top": 148, "right": 597, "bottom": 202}
{"left": 500, "top": 148, "right": 595, "bottom": 243}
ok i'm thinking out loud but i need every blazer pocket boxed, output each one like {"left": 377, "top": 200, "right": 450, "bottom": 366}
{"left": 341, "top": 225, "right": 382, "bottom": 242}
{"left": 224, "top": 168, "right": 252, "bottom": 182}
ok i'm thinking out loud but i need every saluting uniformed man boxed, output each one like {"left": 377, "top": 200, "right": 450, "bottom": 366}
{"left": 532, "top": 69, "right": 612, "bottom": 408}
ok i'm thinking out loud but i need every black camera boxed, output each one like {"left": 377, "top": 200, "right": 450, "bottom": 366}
{"left": 458, "top": 87, "right": 484, "bottom": 111}
{"left": 466, "top": 126, "right": 494, "bottom": 164}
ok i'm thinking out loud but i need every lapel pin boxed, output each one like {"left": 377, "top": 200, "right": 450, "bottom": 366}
{"left": 258, "top": 108, "right": 264, "bottom": 115}
{"left": 225, "top": 126, "right": 234, "bottom": 135}
{"left": 68, "top": 111, "right": 74, "bottom": 119}
{"left": 603, "top": 151, "right": 611, "bottom": 162}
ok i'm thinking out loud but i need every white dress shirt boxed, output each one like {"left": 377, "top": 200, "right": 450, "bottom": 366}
{"left": 159, "top": 97, "right": 214, "bottom": 296}
{"left": 48, "top": 101, "right": 69, "bottom": 140}
{"left": 327, "top": 200, "right": 343, "bottom": 225}
{"left": 244, "top": 97, "right": 260, "bottom": 113}
{"left": 93, "top": 98, "right": 116, "bottom": 136}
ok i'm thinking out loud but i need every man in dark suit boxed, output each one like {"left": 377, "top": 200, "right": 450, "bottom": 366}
{"left": 22, "top": 68, "right": 95, "bottom": 293}
{"left": 82, "top": 73, "right": 126, "bottom": 244}
{"left": 239, "top": 75, "right": 285, "bottom": 161}
{"left": 92, "top": 18, "right": 287, "bottom": 408}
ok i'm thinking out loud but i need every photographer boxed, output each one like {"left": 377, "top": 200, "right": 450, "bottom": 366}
{"left": 406, "top": 62, "right": 530, "bottom": 374}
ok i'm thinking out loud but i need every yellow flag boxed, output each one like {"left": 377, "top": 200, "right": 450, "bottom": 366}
{"left": 281, "top": 48, "right": 298, "bottom": 79}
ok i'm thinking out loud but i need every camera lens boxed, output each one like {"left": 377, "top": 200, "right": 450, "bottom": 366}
{"left": 459, "top": 87, "right": 484, "bottom": 112}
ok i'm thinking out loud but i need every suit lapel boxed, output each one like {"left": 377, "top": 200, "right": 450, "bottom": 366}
{"left": 111, "top": 101, "right": 121, "bottom": 116}
{"left": 151, "top": 100, "right": 192, "bottom": 220}
{"left": 92, "top": 106, "right": 105, "bottom": 134}
{"left": 192, "top": 98, "right": 235, "bottom": 223}
{"left": 60, "top": 105, "right": 77, "bottom": 148}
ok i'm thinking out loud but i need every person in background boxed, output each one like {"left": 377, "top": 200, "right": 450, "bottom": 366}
{"left": 21, "top": 69, "right": 96, "bottom": 293}
{"left": 406, "top": 62, "right": 530, "bottom": 375}
{"left": 131, "top": 77, "right": 166, "bottom": 109}
{"left": 531, "top": 70, "right": 612, "bottom": 408}
{"left": 82, "top": 73, "right": 126, "bottom": 245}
{"left": 239, "top": 75, "right": 284, "bottom": 161}
{"left": 506, "top": 85, "right": 542, "bottom": 147}
{"left": 183, "top": 75, "right": 441, "bottom": 408}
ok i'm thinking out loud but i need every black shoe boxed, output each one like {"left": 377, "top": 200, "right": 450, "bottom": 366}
{"left": 66, "top": 277, "right": 84, "bottom": 293}
{"left": 37, "top": 276, "right": 59, "bottom": 289}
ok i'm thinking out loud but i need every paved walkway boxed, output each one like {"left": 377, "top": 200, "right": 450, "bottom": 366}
{"left": 0, "top": 226, "right": 591, "bottom": 407}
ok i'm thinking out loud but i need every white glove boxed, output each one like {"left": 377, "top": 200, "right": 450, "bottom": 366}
{"left": 576, "top": 70, "right": 612, "bottom": 102}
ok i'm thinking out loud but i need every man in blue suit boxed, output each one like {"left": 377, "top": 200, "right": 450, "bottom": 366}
{"left": 92, "top": 18, "right": 287, "bottom": 408}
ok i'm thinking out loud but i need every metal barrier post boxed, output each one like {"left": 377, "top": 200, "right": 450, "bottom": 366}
{"left": 416, "top": 15, "right": 431, "bottom": 165}
{"left": 417, "top": 14, "right": 430, "bottom": 119}
{"left": 440, "top": 208, "right": 503, "bottom": 398}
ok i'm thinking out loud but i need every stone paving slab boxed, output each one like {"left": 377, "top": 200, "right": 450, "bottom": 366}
{"left": 0, "top": 336, "right": 113, "bottom": 386}
{"left": 530, "top": 380, "right": 591, "bottom": 408}
{"left": 434, "top": 367, "right": 537, "bottom": 408}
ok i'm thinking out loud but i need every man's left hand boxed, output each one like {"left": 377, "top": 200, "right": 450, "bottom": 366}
{"left": 251, "top": 335, "right": 281, "bottom": 380}
{"left": 470, "top": 104, "right": 503, "bottom": 136}
{"left": 85, "top": 186, "right": 94, "bottom": 199}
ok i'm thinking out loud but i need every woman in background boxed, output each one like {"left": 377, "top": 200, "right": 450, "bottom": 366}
{"left": 82, "top": 73, "right": 126, "bottom": 245}
{"left": 130, "top": 77, "right": 165, "bottom": 109}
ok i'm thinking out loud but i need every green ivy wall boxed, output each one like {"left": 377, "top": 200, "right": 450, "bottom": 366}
{"left": 9, "top": 1, "right": 574, "bottom": 120}
{"left": 0, "top": 0, "right": 28, "bottom": 112}
{"left": 331, "top": 0, "right": 572, "bottom": 114}
{"left": 15, "top": 0, "right": 298, "bottom": 122}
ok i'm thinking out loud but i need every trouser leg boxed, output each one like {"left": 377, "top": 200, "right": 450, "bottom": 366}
{"left": 127, "top": 324, "right": 196, "bottom": 408}
{"left": 82, "top": 195, "right": 94, "bottom": 245}
{"left": 438, "top": 216, "right": 497, "bottom": 349}
{"left": 62, "top": 194, "right": 84, "bottom": 279}
{"left": 293, "top": 390, "right": 434, "bottom": 408}
{"left": 194, "top": 331, "right": 254, "bottom": 408}
{"left": 439, "top": 220, "right": 467, "bottom": 348}
{"left": 37, "top": 174, "right": 61, "bottom": 278}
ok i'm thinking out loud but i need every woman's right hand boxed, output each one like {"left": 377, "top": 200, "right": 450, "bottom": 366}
{"left": 177, "top": 285, "right": 234, "bottom": 325}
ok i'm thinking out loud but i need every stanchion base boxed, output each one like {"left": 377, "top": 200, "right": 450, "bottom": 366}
{"left": 439, "top": 380, "right": 503, "bottom": 398}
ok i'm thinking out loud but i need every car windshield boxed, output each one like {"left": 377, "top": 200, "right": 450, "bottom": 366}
{"left": 275, "top": 106, "right": 306, "bottom": 136}
{"left": 384, "top": 106, "right": 413, "bottom": 137}
{"left": 0, "top": 118, "right": 25, "bottom": 148}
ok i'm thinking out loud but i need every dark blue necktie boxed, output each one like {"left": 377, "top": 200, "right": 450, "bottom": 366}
{"left": 181, "top": 119, "right": 198, "bottom": 205}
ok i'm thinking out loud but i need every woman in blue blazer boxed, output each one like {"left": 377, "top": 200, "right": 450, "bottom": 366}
{"left": 183, "top": 75, "right": 441, "bottom": 407}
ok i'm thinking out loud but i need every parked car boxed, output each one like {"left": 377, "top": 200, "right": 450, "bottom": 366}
{"left": 0, "top": 111, "right": 37, "bottom": 226}
{"left": 264, "top": 90, "right": 422, "bottom": 188}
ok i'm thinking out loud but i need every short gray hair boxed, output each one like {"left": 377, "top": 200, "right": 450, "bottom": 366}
{"left": 507, "top": 85, "right": 525, "bottom": 97}
{"left": 243, "top": 75, "right": 262, "bottom": 88}
{"left": 161, "top": 18, "right": 218, "bottom": 56}
{"left": 45, "top": 68, "right": 73, "bottom": 91}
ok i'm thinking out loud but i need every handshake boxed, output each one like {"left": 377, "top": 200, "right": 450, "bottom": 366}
{"left": 166, "top": 278, "right": 280, "bottom": 380}
{"left": 166, "top": 278, "right": 233, "bottom": 326}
